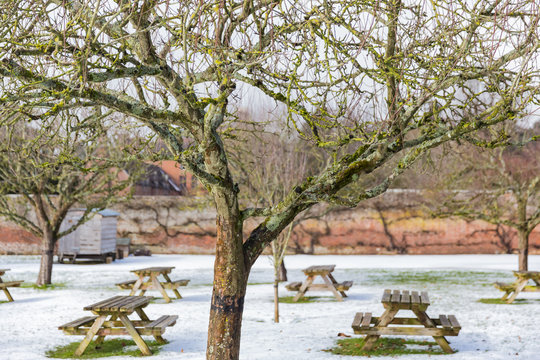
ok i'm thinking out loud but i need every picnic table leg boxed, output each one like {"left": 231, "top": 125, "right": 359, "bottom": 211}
{"left": 2, "top": 288, "right": 14, "bottom": 302}
{"left": 412, "top": 309, "right": 453, "bottom": 354}
{"left": 0, "top": 278, "right": 14, "bottom": 302}
{"left": 506, "top": 279, "right": 528, "bottom": 303}
{"left": 74, "top": 315, "right": 107, "bottom": 356}
{"left": 151, "top": 274, "right": 171, "bottom": 303}
{"left": 163, "top": 273, "right": 183, "bottom": 299}
{"left": 361, "top": 307, "right": 399, "bottom": 351}
{"left": 500, "top": 289, "right": 511, "bottom": 301}
{"left": 119, "top": 314, "right": 152, "bottom": 356}
{"left": 321, "top": 274, "right": 343, "bottom": 301}
{"left": 95, "top": 315, "right": 118, "bottom": 348}
{"left": 130, "top": 276, "right": 144, "bottom": 296}
{"left": 327, "top": 273, "right": 348, "bottom": 298}
{"left": 135, "top": 308, "right": 167, "bottom": 344}
{"left": 293, "top": 276, "right": 314, "bottom": 302}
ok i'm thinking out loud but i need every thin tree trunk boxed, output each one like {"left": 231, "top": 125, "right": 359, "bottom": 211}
{"left": 206, "top": 193, "right": 247, "bottom": 360}
{"left": 36, "top": 231, "right": 55, "bottom": 286}
{"left": 517, "top": 228, "right": 529, "bottom": 272}
{"left": 274, "top": 279, "right": 279, "bottom": 323}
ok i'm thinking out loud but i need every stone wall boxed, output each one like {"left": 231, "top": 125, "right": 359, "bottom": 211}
{"left": 1, "top": 191, "right": 539, "bottom": 255}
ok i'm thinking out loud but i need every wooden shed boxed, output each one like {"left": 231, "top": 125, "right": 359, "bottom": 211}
{"left": 58, "top": 209, "right": 120, "bottom": 263}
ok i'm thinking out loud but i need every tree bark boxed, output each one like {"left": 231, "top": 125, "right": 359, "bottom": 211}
{"left": 206, "top": 192, "right": 247, "bottom": 360}
{"left": 36, "top": 230, "right": 55, "bottom": 286}
{"left": 517, "top": 228, "right": 529, "bottom": 272}
{"left": 273, "top": 279, "right": 279, "bottom": 323}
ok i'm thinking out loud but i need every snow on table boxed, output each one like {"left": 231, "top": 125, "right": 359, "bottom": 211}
{"left": 0, "top": 254, "right": 538, "bottom": 360}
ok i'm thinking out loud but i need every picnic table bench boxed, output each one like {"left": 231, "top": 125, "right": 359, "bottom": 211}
{"left": 494, "top": 271, "right": 540, "bottom": 303}
{"left": 116, "top": 266, "right": 189, "bottom": 303}
{"left": 285, "top": 265, "right": 353, "bottom": 302}
{"left": 59, "top": 295, "right": 177, "bottom": 356}
{"left": 0, "top": 269, "right": 23, "bottom": 302}
{"left": 351, "top": 289, "right": 461, "bottom": 353}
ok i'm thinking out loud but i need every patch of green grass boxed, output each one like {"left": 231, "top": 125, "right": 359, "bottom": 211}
{"left": 0, "top": 300, "right": 9, "bottom": 304}
{"left": 247, "top": 282, "right": 273, "bottom": 286}
{"left": 46, "top": 339, "right": 164, "bottom": 358}
{"left": 20, "top": 282, "right": 66, "bottom": 290}
{"left": 478, "top": 298, "right": 532, "bottom": 305}
{"left": 326, "top": 337, "right": 446, "bottom": 356}
{"left": 278, "top": 296, "right": 336, "bottom": 303}
{"left": 364, "top": 270, "right": 504, "bottom": 287}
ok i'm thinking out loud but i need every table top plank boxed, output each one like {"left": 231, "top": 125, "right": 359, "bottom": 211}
{"left": 401, "top": 290, "right": 410, "bottom": 304}
{"left": 420, "top": 291, "right": 430, "bottom": 305}
{"left": 302, "top": 265, "right": 335, "bottom": 275}
{"left": 391, "top": 289, "right": 401, "bottom": 303}
{"left": 411, "top": 291, "right": 420, "bottom": 304}
{"left": 84, "top": 296, "right": 125, "bottom": 311}
{"left": 84, "top": 296, "right": 153, "bottom": 312}
{"left": 381, "top": 289, "right": 392, "bottom": 303}
{"left": 131, "top": 267, "right": 175, "bottom": 275}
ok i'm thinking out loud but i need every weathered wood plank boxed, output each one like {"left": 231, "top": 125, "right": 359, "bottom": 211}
{"left": 391, "top": 290, "right": 401, "bottom": 303}
{"left": 360, "top": 312, "right": 372, "bottom": 329}
{"left": 354, "top": 326, "right": 459, "bottom": 337}
{"left": 439, "top": 315, "right": 451, "bottom": 329}
{"left": 145, "top": 315, "right": 178, "bottom": 329}
{"left": 59, "top": 316, "right": 99, "bottom": 330}
{"left": 336, "top": 281, "right": 353, "bottom": 291}
{"left": 0, "top": 281, "right": 22, "bottom": 288}
{"left": 381, "top": 289, "right": 392, "bottom": 303}
{"left": 448, "top": 315, "right": 461, "bottom": 330}
{"left": 351, "top": 312, "right": 364, "bottom": 330}
{"left": 302, "top": 265, "right": 335, "bottom": 275}
{"left": 420, "top": 291, "right": 430, "bottom": 305}
{"left": 411, "top": 291, "right": 420, "bottom": 304}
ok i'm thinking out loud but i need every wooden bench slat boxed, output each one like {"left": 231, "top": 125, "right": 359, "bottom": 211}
{"left": 145, "top": 315, "right": 178, "bottom": 329}
{"left": 439, "top": 315, "right": 451, "bottom": 329}
{"left": 59, "top": 316, "right": 98, "bottom": 330}
{"left": 335, "top": 281, "right": 353, "bottom": 291}
{"left": 401, "top": 290, "right": 410, "bottom": 304}
{"left": 447, "top": 315, "right": 461, "bottom": 329}
{"left": 285, "top": 281, "right": 302, "bottom": 291}
{"left": 161, "top": 279, "right": 190, "bottom": 289}
{"left": 360, "top": 312, "right": 372, "bottom": 329}
{"left": 494, "top": 282, "right": 516, "bottom": 291}
{"left": 351, "top": 312, "right": 364, "bottom": 330}
{"left": 0, "top": 281, "right": 23, "bottom": 288}
{"left": 116, "top": 280, "right": 136, "bottom": 286}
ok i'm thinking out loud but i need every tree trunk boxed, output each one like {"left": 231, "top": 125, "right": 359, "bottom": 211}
{"left": 206, "top": 193, "right": 247, "bottom": 360}
{"left": 517, "top": 228, "right": 529, "bottom": 272}
{"left": 274, "top": 279, "right": 279, "bottom": 323}
{"left": 36, "top": 231, "right": 55, "bottom": 286}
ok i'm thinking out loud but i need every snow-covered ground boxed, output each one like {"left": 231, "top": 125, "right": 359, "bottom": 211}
{"left": 1, "top": 254, "right": 538, "bottom": 360}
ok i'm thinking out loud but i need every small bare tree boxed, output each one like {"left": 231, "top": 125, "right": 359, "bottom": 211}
{"left": 431, "top": 124, "right": 540, "bottom": 271}
{"left": 0, "top": 108, "right": 135, "bottom": 285}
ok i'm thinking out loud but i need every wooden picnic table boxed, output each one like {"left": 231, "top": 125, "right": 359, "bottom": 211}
{"left": 59, "top": 295, "right": 178, "bottom": 356}
{"left": 285, "top": 265, "right": 353, "bottom": 302}
{"left": 0, "top": 269, "right": 23, "bottom": 302}
{"left": 494, "top": 271, "right": 540, "bottom": 303}
{"left": 352, "top": 289, "right": 461, "bottom": 353}
{"left": 116, "top": 266, "right": 189, "bottom": 303}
